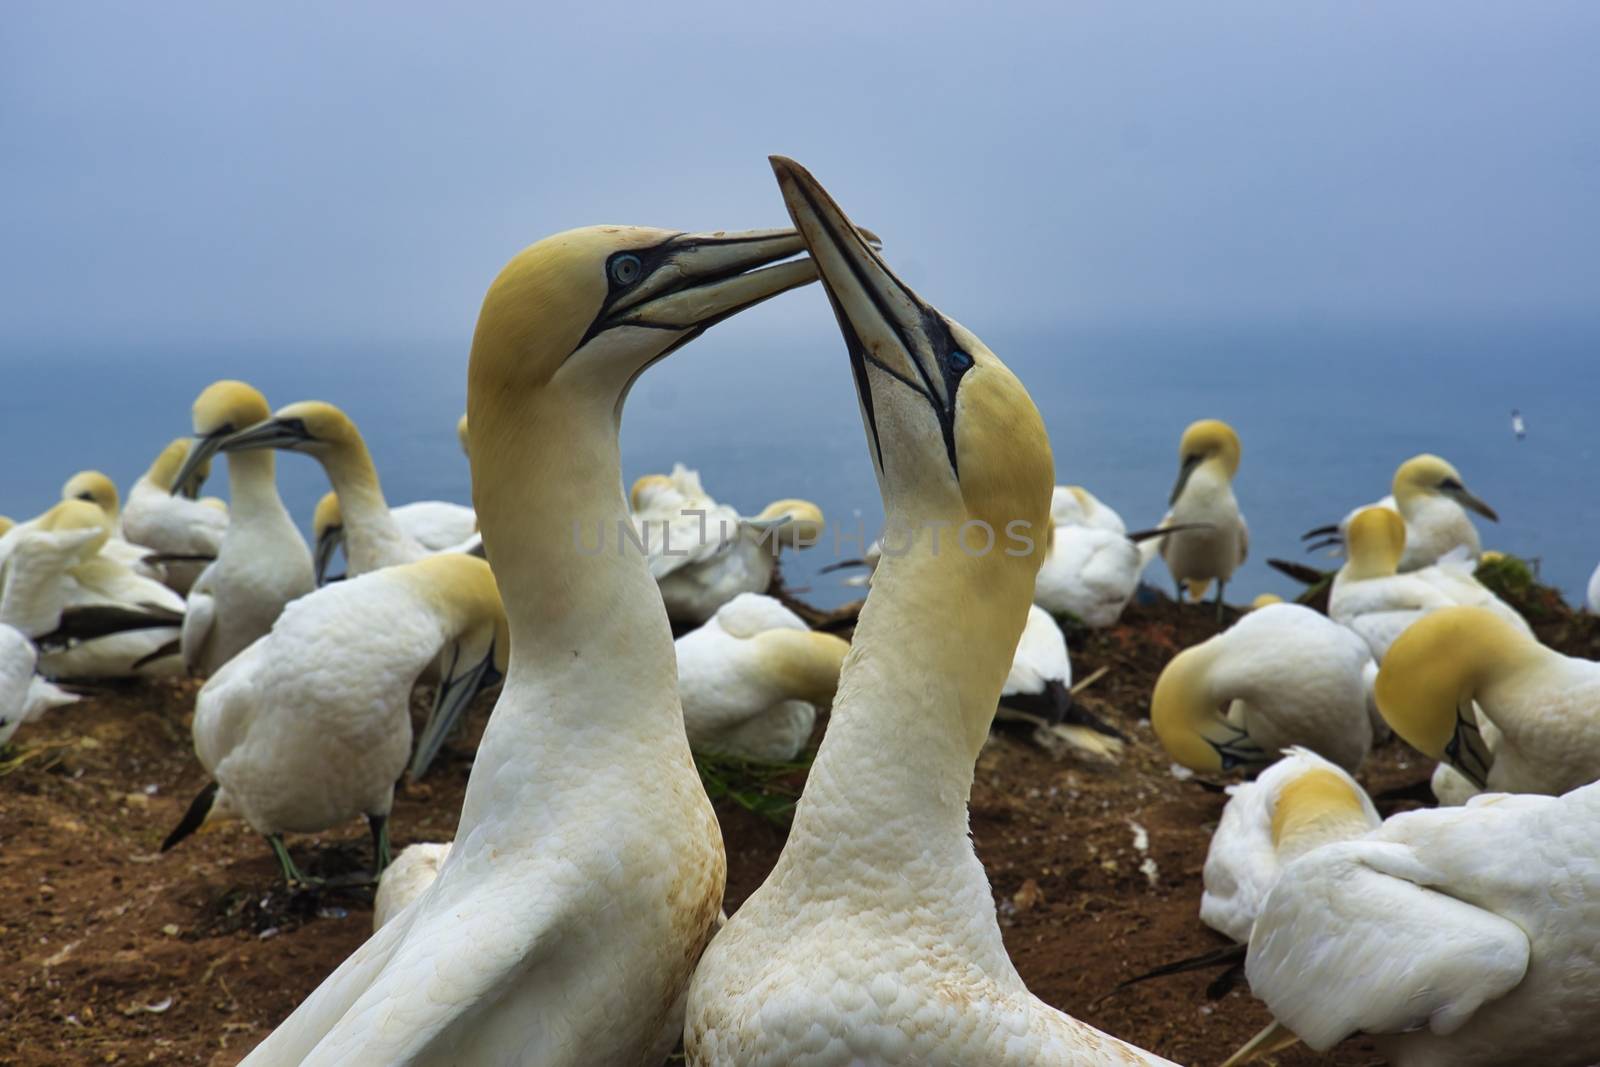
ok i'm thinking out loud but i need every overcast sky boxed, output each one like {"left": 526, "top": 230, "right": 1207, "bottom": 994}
{"left": 4, "top": 2, "right": 1598, "bottom": 357}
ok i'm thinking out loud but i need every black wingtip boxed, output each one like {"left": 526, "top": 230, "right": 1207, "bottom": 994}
{"left": 1101, "top": 940, "right": 1248, "bottom": 1001}
{"left": 1267, "top": 558, "right": 1329, "bottom": 585}
{"left": 1300, "top": 524, "right": 1340, "bottom": 541}
{"left": 161, "top": 781, "right": 218, "bottom": 852}
{"left": 130, "top": 637, "right": 182, "bottom": 671}
{"left": 1054, "top": 681, "right": 1128, "bottom": 741}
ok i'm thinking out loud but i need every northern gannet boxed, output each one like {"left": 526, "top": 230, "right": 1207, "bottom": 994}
{"left": 631, "top": 463, "right": 825, "bottom": 625}
{"left": 241, "top": 223, "right": 823, "bottom": 1066}
{"left": 1329, "top": 506, "right": 1530, "bottom": 663}
{"left": 1000, "top": 602, "right": 1126, "bottom": 759}
{"left": 215, "top": 401, "right": 468, "bottom": 576}
{"left": 59, "top": 470, "right": 164, "bottom": 580}
{"left": 1147, "top": 419, "right": 1248, "bottom": 610}
{"left": 1200, "top": 746, "right": 1381, "bottom": 944}
{"left": 120, "top": 438, "right": 228, "bottom": 594}
{"left": 1034, "top": 517, "right": 1173, "bottom": 628}
{"left": 171, "top": 381, "right": 316, "bottom": 676}
{"left": 1303, "top": 453, "right": 1498, "bottom": 570}
{"left": 1051, "top": 484, "right": 1126, "bottom": 533}
{"left": 676, "top": 592, "right": 847, "bottom": 762}
{"left": 372, "top": 841, "right": 452, "bottom": 932}
{"left": 1242, "top": 780, "right": 1600, "bottom": 1066}
{"left": 1376, "top": 604, "right": 1600, "bottom": 800}
{"left": 3, "top": 501, "right": 187, "bottom": 679}
{"left": 307, "top": 490, "right": 477, "bottom": 586}
{"left": 161, "top": 553, "right": 506, "bottom": 884}
{"left": 1152, "top": 602, "right": 1375, "bottom": 774}
{"left": 686, "top": 156, "right": 1172, "bottom": 1066}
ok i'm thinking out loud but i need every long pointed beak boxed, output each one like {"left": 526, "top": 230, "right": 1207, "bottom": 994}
{"left": 409, "top": 644, "right": 503, "bottom": 779}
{"left": 171, "top": 430, "right": 229, "bottom": 500}
{"left": 1447, "top": 487, "right": 1499, "bottom": 523}
{"left": 770, "top": 155, "right": 967, "bottom": 474}
{"left": 1169, "top": 455, "right": 1202, "bottom": 506}
{"left": 220, "top": 416, "right": 311, "bottom": 454}
{"left": 313, "top": 525, "right": 343, "bottom": 586}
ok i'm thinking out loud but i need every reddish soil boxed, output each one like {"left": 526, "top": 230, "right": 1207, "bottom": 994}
{"left": 3, "top": 590, "right": 1587, "bottom": 1067}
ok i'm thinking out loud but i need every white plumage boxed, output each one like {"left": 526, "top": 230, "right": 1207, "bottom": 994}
{"left": 675, "top": 592, "right": 846, "bottom": 762}
{"left": 1245, "top": 782, "right": 1600, "bottom": 1066}
{"left": 372, "top": 841, "right": 452, "bottom": 932}
{"left": 120, "top": 438, "right": 228, "bottom": 595}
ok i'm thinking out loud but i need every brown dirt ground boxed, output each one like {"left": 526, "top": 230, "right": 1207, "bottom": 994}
{"left": 2, "top": 586, "right": 1591, "bottom": 1067}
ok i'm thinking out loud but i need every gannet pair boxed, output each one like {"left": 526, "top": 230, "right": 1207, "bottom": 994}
{"left": 120, "top": 438, "right": 228, "bottom": 594}
{"left": 1242, "top": 778, "right": 1600, "bottom": 1066}
{"left": 631, "top": 464, "right": 824, "bottom": 625}
{"left": 1145, "top": 419, "right": 1248, "bottom": 611}
{"left": 1, "top": 501, "right": 186, "bottom": 678}
{"left": 687, "top": 159, "right": 1171, "bottom": 1065}
{"left": 1303, "top": 453, "right": 1498, "bottom": 570}
{"left": 1329, "top": 506, "right": 1530, "bottom": 662}
{"left": 214, "top": 401, "right": 473, "bottom": 578}
{"left": 240, "top": 224, "right": 828, "bottom": 1065}
{"left": 1152, "top": 602, "right": 1378, "bottom": 774}
{"left": 1375, "top": 605, "right": 1600, "bottom": 802}
{"left": 161, "top": 553, "right": 506, "bottom": 884}
{"left": 168, "top": 381, "right": 314, "bottom": 676}
{"left": 675, "top": 592, "right": 848, "bottom": 762}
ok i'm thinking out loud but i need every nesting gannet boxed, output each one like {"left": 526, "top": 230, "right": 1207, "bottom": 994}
{"left": 630, "top": 463, "right": 825, "bottom": 625}
{"left": 1034, "top": 517, "right": 1174, "bottom": 628}
{"left": 167, "top": 381, "right": 316, "bottom": 676}
{"left": 120, "top": 438, "right": 228, "bottom": 594}
{"left": 686, "top": 157, "right": 1171, "bottom": 1067}
{"left": 1375, "top": 605, "right": 1600, "bottom": 800}
{"left": 1, "top": 501, "right": 186, "bottom": 679}
{"left": 1303, "top": 454, "right": 1498, "bottom": 571}
{"left": 1152, "top": 603, "right": 1375, "bottom": 774}
{"left": 1051, "top": 484, "right": 1126, "bottom": 533}
{"left": 241, "top": 223, "right": 824, "bottom": 1067}
{"left": 59, "top": 470, "right": 165, "bottom": 581}
{"left": 1242, "top": 780, "right": 1600, "bottom": 1066}
{"left": 1200, "top": 747, "right": 1381, "bottom": 944}
{"left": 1146, "top": 419, "right": 1248, "bottom": 610}
{"left": 675, "top": 592, "right": 847, "bottom": 762}
{"left": 1329, "top": 506, "right": 1530, "bottom": 663}
{"left": 161, "top": 553, "right": 506, "bottom": 883}
{"left": 999, "top": 602, "right": 1127, "bottom": 760}
{"left": 372, "top": 841, "right": 453, "bottom": 932}
{"left": 0, "top": 626, "right": 47, "bottom": 746}
{"left": 215, "top": 401, "right": 456, "bottom": 577}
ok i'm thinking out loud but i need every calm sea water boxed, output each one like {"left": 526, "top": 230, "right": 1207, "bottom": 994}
{"left": 3, "top": 311, "right": 1596, "bottom": 611}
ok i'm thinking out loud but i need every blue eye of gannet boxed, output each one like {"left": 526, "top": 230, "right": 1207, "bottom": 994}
{"left": 608, "top": 253, "right": 643, "bottom": 287}
{"left": 949, "top": 349, "right": 973, "bottom": 372}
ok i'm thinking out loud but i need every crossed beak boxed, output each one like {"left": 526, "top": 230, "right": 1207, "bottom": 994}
{"left": 409, "top": 643, "right": 503, "bottom": 779}
{"left": 770, "top": 155, "right": 967, "bottom": 476}
{"left": 216, "top": 417, "right": 314, "bottom": 456}
{"left": 170, "top": 429, "right": 232, "bottom": 502}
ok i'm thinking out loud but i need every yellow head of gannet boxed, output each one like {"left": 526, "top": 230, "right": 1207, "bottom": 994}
{"left": 1170, "top": 418, "right": 1242, "bottom": 505}
{"left": 311, "top": 490, "right": 344, "bottom": 585}
{"left": 629, "top": 472, "right": 677, "bottom": 511}
{"left": 1269, "top": 764, "right": 1373, "bottom": 852}
{"left": 141, "top": 436, "right": 212, "bottom": 499}
{"left": 1250, "top": 593, "right": 1284, "bottom": 611}
{"left": 1393, "top": 453, "right": 1498, "bottom": 522}
{"left": 404, "top": 552, "right": 510, "bottom": 778}
{"left": 1374, "top": 605, "right": 1536, "bottom": 786}
{"left": 219, "top": 399, "right": 367, "bottom": 469}
{"left": 1344, "top": 504, "right": 1406, "bottom": 579}
{"left": 1151, "top": 640, "right": 1263, "bottom": 774}
{"left": 456, "top": 412, "right": 470, "bottom": 458}
{"left": 169, "top": 379, "right": 275, "bottom": 493}
{"left": 750, "top": 498, "right": 825, "bottom": 547}
{"left": 60, "top": 471, "right": 120, "bottom": 523}
{"left": 0, "top": 515, "right": 13, "bottom": 537}
{"left": 37, "top": 498, "right": 113, "bottom": 559}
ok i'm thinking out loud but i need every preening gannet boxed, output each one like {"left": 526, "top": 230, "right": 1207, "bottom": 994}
{"left": 1200, "top": 747, "right": 1381, "bottom": 944}
{"left": 1303, "top": 453, "right": 1498, "bottom": 570}
{"left": 676, "top": 592, "right": 847, "bottom": 762}
{"left": 1375, "top": 605, "right": 1600, "bottom": 800}
{"left": 1243, "top": 780, "right": 1600, "bottom": 1066}
{"left": 1148, "top": 419, "right": 1248, "bottom": 609}
{"left": 630, "top": 463, "right": 825, "bottom": 625}
{"left": 161, "top": 553, "right": 506, "bottom": 884}
{"left": 216, "top": 401, "right": 446, "bottom": 576}
{"left": 686, "top": 156, "right": 1172, "bottom": 1067}
{"left": 1152, "top": 603, "right": 1375, "bottom": 774}
{"left": 1051, "top": 484, "right": 1126, "bottom": 533}
{"left": 120, "top": 438, "right": 228, "bottom": 594}
{"left": 241, "top": 223, "right": 823, "bottom": 1067}
{"left": 1034, "top": 516, "right": 1176, "bottom": 628}
{"left": 1329, "top": 506, "right": 1530, "bottom": 662}
{"left": 3, "top": 501, "right": 187, "bottom": 679}
{"left": 307, "top": 490, "right": 478, "bottom": 586}
{"left": 170, "top": 381, "right": 315, "bottom": 676}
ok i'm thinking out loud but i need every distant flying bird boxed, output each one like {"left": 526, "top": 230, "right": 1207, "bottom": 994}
{"left": 1511, "top": 409, "right": 1526, "bottom": 441}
